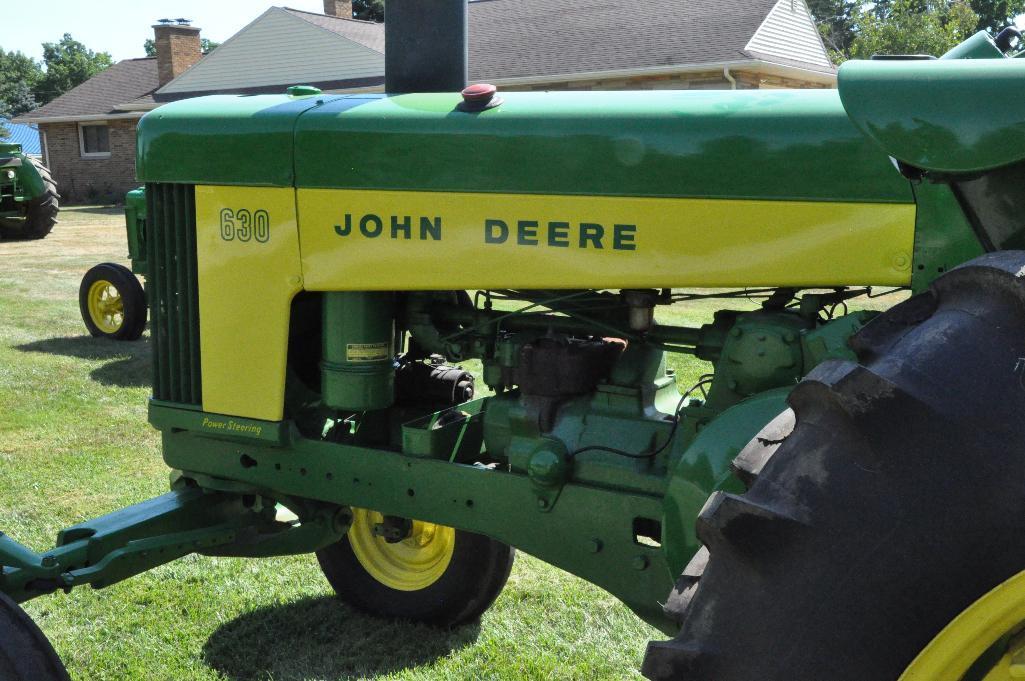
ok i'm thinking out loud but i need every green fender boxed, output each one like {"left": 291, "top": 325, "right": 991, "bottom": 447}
{"left": 662, "top": 387, "right": 791, "bottom": 576}
{"left": 839, "top": 33, "right": 1025, "bottom": 174}
{"left": 123, "top": 187, "right": 148, "bottom": 275}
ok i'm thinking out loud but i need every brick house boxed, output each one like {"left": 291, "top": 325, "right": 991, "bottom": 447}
{"left": 17, "top": 0, "right": 835, "bottom": 203}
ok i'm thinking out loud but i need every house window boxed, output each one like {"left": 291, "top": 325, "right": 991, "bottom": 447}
{"left": 78, "top": 122, "right": 110, "bottom": 158}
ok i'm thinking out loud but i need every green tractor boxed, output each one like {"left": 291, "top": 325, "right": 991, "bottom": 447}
{"left": 78, "top": 189, "right": 147, "bottom": 340}
{"left": 0, "top": 142, "right": 58, "bottom": 240}
{"left": 8, "top": 3, "right": 1025, "bottom": 679}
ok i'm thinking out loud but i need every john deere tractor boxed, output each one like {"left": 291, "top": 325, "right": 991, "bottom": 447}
{"left": 0, "top": 142, "right": 58, "bottom": 240}
{"left": 6, "top": 3, "right": 1025, "bottom": 679}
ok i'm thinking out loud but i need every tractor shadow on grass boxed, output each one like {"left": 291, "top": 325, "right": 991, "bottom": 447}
{"left": 15, "top": 335, "right": 151, "bottom": 388}
{"left": 203, "top": 595, "right": 481, "bottom": 680}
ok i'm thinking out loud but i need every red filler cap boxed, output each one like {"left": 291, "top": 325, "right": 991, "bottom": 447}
{"left": 461, "top": 83, "right": 498, "bottom": 106}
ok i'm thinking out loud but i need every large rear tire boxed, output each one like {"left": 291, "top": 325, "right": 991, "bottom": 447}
{"left": 0, "top": 158, "right": 59, "bottom": 240}
{"left": 643, "top": 252, "right": 1025, "bottom": 680}
{"left": 0, "top": 592, "right": 70, "bottom": 681}
{"left": 317, "top": 508, "right": 514, "bottom": 626}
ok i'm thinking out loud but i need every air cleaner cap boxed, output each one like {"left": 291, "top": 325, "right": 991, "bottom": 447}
{"left": 287, "top": 85, "right": 323, "bottom": 97}
{"left": 458, "top": 83, "right": 503, "bottom": 112}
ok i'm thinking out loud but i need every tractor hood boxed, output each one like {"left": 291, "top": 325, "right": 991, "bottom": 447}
{"left": 136, "top": 94, "right": 337, "bottom": 187}
{"left": 138, "top": 89, "right": 912, "bottom": 205}
{"left": 839, "top": 55, "right": 1025, "bottom": 174}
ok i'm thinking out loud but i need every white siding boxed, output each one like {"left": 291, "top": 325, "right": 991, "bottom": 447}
{"left": 158, "top": 8, "right": 383, "bottom": 95}
{"left": 744, "top": 0, "right": 832, "bottom": 69}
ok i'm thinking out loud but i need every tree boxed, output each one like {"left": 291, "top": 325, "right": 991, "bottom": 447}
{"left": 809, "top": 0, "right": 1025, "bottom": 62}
{"left": 807, "top": 0, "right": 860, "bottom": 58}
{"left": 1, "top": 82, "right": 38, "bottom": 118}
{"left": 143, "top": 37, "right": 219, "bottom": 57}
{"left": 967, "top": 0, "right": 1025, "bottom": 32}
{"left": 354, "top": 0, "right": 384, "bottom": 22}
{"left": 0, "top": 48, "right": 42, "bottom": 118}
{"left": 847, "top": 0, "right": 979, "bottom": 59}
{"left": 33, "top": 34, "right": 112, "bottom": 106}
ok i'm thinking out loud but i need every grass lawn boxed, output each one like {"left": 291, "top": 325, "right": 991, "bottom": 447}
{"left": 0, "top": 207, "right": 906, "bottom": 680}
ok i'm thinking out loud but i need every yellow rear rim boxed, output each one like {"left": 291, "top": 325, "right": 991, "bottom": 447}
{"left": 347, "top": 508, "right": 455, "bottom": 591}
{"left": 900, "top": 570, "right": 1025, "bottom": 681}
{"left": 87, "top": 280, "right": 124, "bottom": 334}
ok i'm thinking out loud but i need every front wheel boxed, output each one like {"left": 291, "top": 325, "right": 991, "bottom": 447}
{"left": 643, "top": 252, "right": 1025, "bottom": 680}
{"left": 79, "top": 263, "right": 146, "bottom": 341}
{"left": 316, "top": 508, "right": 514, "bottom": 626}
{"left": 0, "top": 592, "right": 70, "bottom": 681}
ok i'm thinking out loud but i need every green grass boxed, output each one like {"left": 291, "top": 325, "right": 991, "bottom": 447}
{"left": 0, "top": 208, "right": 908, "bottom": 680}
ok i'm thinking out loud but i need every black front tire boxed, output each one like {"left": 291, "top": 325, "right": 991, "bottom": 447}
{"left": 317, "top": 511, "right": 515, "bottom": 626}
{"left": 0, "top": 593, "right": 70, "bottom": 681}
{"left": 0, "top": 158, "right": 59, "bottom": 240}
{"left": 644, "top": 252, "right": 1025, "bottom": 680}
{"left": 79, "top": 263, "right": 147, "bottom": 341}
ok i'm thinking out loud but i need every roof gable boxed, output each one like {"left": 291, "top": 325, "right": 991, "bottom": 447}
{"left": 744, "top": 0, "right": 832, "bottom": 70}
{"left": 156, "top": 7, "right": 384, "bottom": 96}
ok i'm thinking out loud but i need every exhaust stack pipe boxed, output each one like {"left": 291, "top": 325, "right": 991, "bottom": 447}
{"left": 385, "top": 0, "right": 468, "bottom": 94}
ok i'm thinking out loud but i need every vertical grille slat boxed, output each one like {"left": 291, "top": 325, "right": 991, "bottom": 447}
{"left": 147, "top": 183, "right": 201, "bottom": 406}
{"left": 147, "top": 184, "right": 167, "bottom": 398}
{"left": 174, "top": 188, "right": 188, "bottom": 397}
{"left": 162, "top": 185, "right": 180, "bottom": 400}
{"left": 184, "top": 188, "right": 201, "bottom": 405}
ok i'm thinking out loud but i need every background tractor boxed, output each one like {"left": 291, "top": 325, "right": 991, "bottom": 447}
{"left": 5, "top": 3, "right": 1025, "bottom": 679}
{"left": 0, "top": 142, "right": 58, "bottom": 240}
{"left": 78, "top": 188, "right": 147, "bottom": 340}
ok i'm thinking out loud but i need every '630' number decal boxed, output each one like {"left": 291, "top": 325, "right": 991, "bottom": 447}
{"left": 220, "top": 208, "right": 270, "bottom": 243}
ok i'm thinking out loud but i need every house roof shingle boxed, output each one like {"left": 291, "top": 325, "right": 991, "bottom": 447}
{"left": 282, "top": 7, "right": 385, "bottom": 52}
{"left": 468, "top": 0, "right": 788, "bottom": 80}
{"left": 281, "top": 1, "right": 831, "bottom": 83}
{"left": 22, "top": 58, "right": 158, "bottom": 121}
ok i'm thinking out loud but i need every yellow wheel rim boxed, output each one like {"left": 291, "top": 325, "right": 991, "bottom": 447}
{"left": 900, "top": 569, "right": 1025, "bottom": 681}
{"left": 347, "top": 508, "right": 455, "bottom": 591}
{"left": 87, "top": 279, "right": 124, "bottom": 334}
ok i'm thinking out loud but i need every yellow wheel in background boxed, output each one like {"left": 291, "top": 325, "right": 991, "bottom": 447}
{"left": 316, "top": 507, "right": 514, "bottom": 625}
{"left": 86, "top": 279, "right": 124, "bottom": 334}
{"left": 900, "top": 569, "right": 1025, "bottom": 681}
{"left": 347, "top": 508, "right": 455, "bottom": 591}
{"left": 79, "top": 263, "right": 146, "bottom": 341}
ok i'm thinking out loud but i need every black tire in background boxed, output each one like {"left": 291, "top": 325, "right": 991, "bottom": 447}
{"left": 79, "top": 262, "right": 147, "bottom": 341}
{"left": 643, "top": 251, "right": 1025, "bottom": 681}
{"left": 0, "top": 592, "right": 70, "bottom": 681}
{"left": 317, "top": 512, "right": 515, "bottom": 626}
{"left": 0, "top": 158, "right": 59, "bottom": 240}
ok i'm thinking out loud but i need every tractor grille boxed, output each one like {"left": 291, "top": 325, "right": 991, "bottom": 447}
{"left": 146, "top": 183, "right": 201, "bottom": 405}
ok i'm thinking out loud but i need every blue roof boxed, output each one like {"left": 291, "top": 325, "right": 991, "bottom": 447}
{"left": 1, "top": 120, "right": 41, "bottom": 155}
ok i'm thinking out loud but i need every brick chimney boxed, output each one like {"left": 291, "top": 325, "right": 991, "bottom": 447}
{"left": 323, "top": 0, "right": 353, "bottom": 18}
{"left": 153, "top": 22, "right": 202, "bottom": 87}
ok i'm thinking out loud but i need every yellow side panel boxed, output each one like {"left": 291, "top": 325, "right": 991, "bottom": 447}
{"left": 195, "top": 185, "right": 302, "bottom": 421}
{"left": 297, "top": 189, "right": 916, "bottom": 290}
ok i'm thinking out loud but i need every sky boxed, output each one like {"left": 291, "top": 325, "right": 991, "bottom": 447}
{"left": 2, "top": 0, "right": 331, "bottom": 62}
